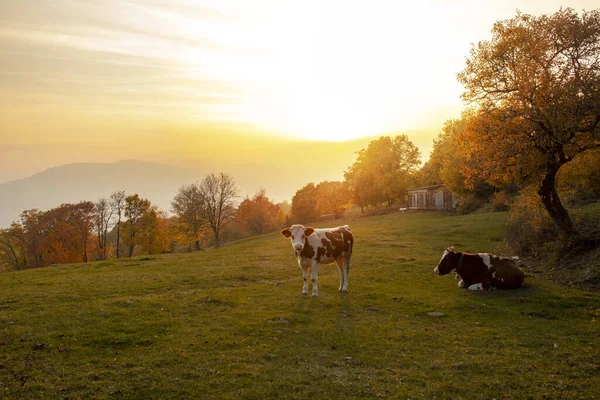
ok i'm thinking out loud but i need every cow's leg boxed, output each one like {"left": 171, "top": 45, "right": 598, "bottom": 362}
{"left": 341, "top": 254, "right": 350, "bottom": 292}
{"left": 300, "top": 264, "right": 309, "bottom": 295}
{"left": 310, "top": 262, "right": 319, "bottom": 297}
{"left": 335, "top": 257, "right": 344, "bottom": 292}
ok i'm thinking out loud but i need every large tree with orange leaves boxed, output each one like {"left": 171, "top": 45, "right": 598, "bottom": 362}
{"left": 458, "top": 8, "right": 600, "bottom": 238}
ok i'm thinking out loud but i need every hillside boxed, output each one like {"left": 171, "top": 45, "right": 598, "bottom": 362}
{"left": 0, "top": 135, "right": 387, "bottom": 228}
{"left": 1, "top": 210, "right": 599, "bottom": 398}
{"left": 0, "top": 160, "right": 200, "bottom": 227}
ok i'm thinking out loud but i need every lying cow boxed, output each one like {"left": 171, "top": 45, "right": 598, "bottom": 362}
{"left": 281, "top": 224, "right": 353, "bottom": 296}
{"left": 434, "top": 247, "right": 524, "bottom": 290}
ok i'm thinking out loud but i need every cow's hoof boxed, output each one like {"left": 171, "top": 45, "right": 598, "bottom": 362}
{"left": 302, "top": 292, "right": 308, "bottom": 296}
{"left": 312, "top": 293, "right": 318, "bottom": 297}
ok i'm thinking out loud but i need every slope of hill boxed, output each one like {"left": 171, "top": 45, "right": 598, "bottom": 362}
{"left": 0, "top": 160, "right": 200, "bottom": 227}
{"left": 1, "top": 210, "right": 598, "bottom": 398}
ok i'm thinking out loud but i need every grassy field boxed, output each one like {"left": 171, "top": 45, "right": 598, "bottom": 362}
{"left": 1, "top": 210, "right": 599, "bottom": 399}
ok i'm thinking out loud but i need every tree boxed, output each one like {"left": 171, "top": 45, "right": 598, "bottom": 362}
{"left": 40, "top": 202, "right": 95, "bottom": 264}
{"left": 136, "top": 207, "right": 169, "bottom": 255}
{"left": 62, "top": 202, "right": 95, "bottom": 263}
{"left": 420, "top": 117, "right": 495, "bottom": 199}
{"left": 290, "top": 183, "right": 318, "bottom": 223}
{"left": 236, "top": 188, "right": 284, "bottom": 235}
{"left": 457, "top": 8, "right": 600, "bottom": 238}
{"left": 315, "top": 181, "right": 352, "bottom": 218}
{"left": 171, "top": 183, "right": 206, "bottom": 251}
{"left": 0, "top": 223, "right": 27, "bottom": 271}
{"left": 110, "top": 190, "right": 126, "bottom": 259}
{"left": 123, "top": 194, "right": 152, "bottom": 257}
{"left": 94, "top": 197, "right": 114, "bottom": 260}
{"left": 199, "top": 173, "right": 238, "bottom": 248}
{"left": 344, "top": 135, "right": 421, "bottom": 208}
{"left": 19, "top": 209, "right": 47, "bottom": 268}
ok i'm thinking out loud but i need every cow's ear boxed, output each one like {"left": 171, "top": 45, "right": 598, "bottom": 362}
{"left": 305, "top": 227, "right": 315, "bottom": 236}
{"left": 447, "top": 246, "right": 454, "bottom": 253}
{"left": 281, "top": 228, "right": 291, "bottom": 237}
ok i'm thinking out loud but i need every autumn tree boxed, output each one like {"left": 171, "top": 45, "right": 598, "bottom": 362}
{"left": 315, "top": 181, "right": 352, "bottom": 218}
{"left": 420, "top": 117, "right": 495, "bottom": 199}
{"left": 171, "top": 182, "right": 206, "bottom": 251}
{"left": 123, "top": 194, "right": 152, "bottom": 257}
{"left": 110, "top": 190, "right": 126, "bottom": 259}
{"left": 61, "top": 202, "right": 95, "bottom": 263}
{"left": 19, "top": 209, "right": 47, "bottom": 268}
{"left": 457, "top": 8, "right": 600, "bottom": 238}
{"left": 236, "top": 188, "right": 284, "bottom": 235}
{"left": 557, "top": 148, "right": 600, "bottom": 205}
{"left": 39, "top": 202, "right": 96, "bottom": 264}
{"left": 343, "top": 166, "right": 372, "bottom": 213}
{"left": 0, "top": 223, "right": 27, "bottom": 271}
{"left": 94, "top": 197, "right": 114, "bottom": 260}
{"left": 290, "top": 183, "right": 318, "bottom": 223}
{"left": 345, "top": 135, "right": 421, "bottom": 208}
{"left": 136, "top": 207, "right": 169, "bottom": 255}
{"left": 199, "top": 173, "right": 238, "bottom": 248}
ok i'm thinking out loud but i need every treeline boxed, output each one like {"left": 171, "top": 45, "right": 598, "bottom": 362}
{"left": 0, "top": 173, "right": 284, "bottom": 271}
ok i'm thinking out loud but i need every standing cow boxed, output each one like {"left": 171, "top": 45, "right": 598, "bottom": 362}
{"left": 281, "top": 224, "right": 353, "bottom": 296}
{"left": 434, "top": 247, "right": 525, "bottom": 290}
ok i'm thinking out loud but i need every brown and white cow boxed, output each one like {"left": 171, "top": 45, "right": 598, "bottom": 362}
{"left": 434, "top": 247, "right": 525, "bottom": 290}
{"left": 281, "top": 224, "right": 353, "bottom": 296}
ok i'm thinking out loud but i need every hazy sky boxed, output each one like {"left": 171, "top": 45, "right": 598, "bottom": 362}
{"left": 0, "top": 0, "right": 597, "bottom": 182}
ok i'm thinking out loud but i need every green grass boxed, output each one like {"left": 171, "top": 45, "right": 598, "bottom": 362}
{"left": 1, "top": 210, "right": 599, "bottom": 399}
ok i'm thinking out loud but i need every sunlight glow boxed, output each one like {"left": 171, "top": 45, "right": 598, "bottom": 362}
{"left": 177, "top": 0, "right": 472, "bottom": 141}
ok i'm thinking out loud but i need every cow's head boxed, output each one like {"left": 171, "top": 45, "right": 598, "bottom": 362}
{"left": 434, "top": 247, "right": 457, "bottom": 275}
{"left": 281, "top": 224, "right": 315, "bottom": 252}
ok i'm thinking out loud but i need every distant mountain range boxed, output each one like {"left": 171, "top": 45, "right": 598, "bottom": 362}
{"left": 0, "top": 133, "right": 434, "bottom": 228}
{"left": 0, "top": 160, "right": 200, "bottom": 227}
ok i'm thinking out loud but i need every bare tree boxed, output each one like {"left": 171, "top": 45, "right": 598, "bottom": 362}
{"left": 110, "top": 190, "right": 126, "bottom": 259}
{"left": 94, "top": 197, "right": 114, "bottom": 260}
{"left": 200, "top": 173, "right": 238, "bottom": 248}
{"left": 171, "top": 182, "right": 206, "bottom": 251}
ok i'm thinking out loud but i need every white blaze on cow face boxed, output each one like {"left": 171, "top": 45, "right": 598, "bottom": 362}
{"left": 434, "top": 247, "right": 455, "bottom": 275}
{"left": 281, "top": 225, "right": 314, "bottom": 252}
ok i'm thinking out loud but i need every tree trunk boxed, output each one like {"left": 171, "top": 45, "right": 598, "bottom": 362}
{"left": 195, "top": 240, "right": 201, "bottom": 251}
{"left": 116, "top": 220, "right": 121, "bottom": 259}
{"left": 538, "top": 166, "right": 578, "bottom": 238}
{"left": 214, "top": 230, "right": 220, "bottom": 248}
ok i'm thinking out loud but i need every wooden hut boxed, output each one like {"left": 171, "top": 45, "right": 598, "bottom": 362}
{"left": 407, "top": 184, "right": 457, "bottom": 210}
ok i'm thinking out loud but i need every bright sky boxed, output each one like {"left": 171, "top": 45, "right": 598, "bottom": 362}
{"left": 0, "top": 0, "right": 596, "bottom": 149}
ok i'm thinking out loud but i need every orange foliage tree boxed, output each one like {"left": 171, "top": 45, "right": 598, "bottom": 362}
{"left": 39, "top": 202, "right": 96, "bottom": 264}
{"left": 457, "top": 8, "right": 600, "bottom": 238}
{"left": 290, "top": 183, "right": 318, "bottom": 224}
{"left": 123, "top": 194, "right": 152, "bottom": 257}
{"left": 345, "top": 135, "right": 420, "bottom": 209}
{"left": 236, "top": 188, "right": 284, "bottom": 235}
{"left": 315, "top": 181, "right": 352, "bottom": 218}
